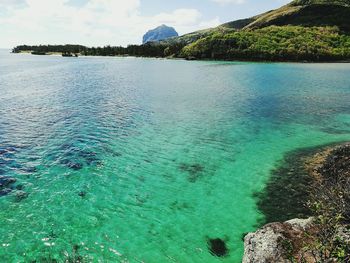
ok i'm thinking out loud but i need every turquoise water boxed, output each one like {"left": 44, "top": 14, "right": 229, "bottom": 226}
{"left": 0, "top": 50, "right": 350, "bottom": 262}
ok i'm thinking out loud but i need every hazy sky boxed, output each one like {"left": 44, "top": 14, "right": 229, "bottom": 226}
{"left": 0, "top": 0, "right": 290, "bottom": 48}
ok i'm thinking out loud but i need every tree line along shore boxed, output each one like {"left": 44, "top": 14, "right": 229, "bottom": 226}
{"left": 11, "top": 26, "right": 350, "bottom": 62}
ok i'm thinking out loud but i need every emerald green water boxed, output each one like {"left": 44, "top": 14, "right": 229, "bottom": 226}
{"left": 0, "top": 51, "right": 350, "bottom": 262}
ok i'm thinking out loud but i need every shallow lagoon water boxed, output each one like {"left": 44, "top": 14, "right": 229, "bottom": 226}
{"left": 0, "top": 51, "right": 350, "bottom": 262}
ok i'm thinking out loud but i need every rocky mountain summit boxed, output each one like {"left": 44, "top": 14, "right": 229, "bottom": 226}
{"left": 142, "top": 25, "right": 178, "bottom": 44}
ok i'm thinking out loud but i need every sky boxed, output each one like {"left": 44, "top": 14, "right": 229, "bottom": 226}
{"left": 0, "top": 0, "right": 291, "bottom": 48}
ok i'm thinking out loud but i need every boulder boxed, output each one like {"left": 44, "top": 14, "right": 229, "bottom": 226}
{"left": 243, "top": 218, "right": 314, "bottom": 263}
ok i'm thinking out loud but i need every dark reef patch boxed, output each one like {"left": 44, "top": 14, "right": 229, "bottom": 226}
{"left": 78, "top": 150, "right": 99, "bottom": 165}
{"left": 0, "top": 188, "right": 12, "bottom": 196}
{"left": 179, "top": 163, "right": 205, "bottom": 182}
{"left": 60, "top": 159, "right": 84, "bottom": 171}
{"left": 57, "top": 143, "right": 102, "bottom": 170}
{"left": 20, "top": 166, "right": 37, "bottom": 174}
{"left": 255, "top": 142, "right": 345, "bottom": 224}
{"left": 102, "top": 146, "right": 122, "bottom": 157}
{"left": 0, "top": 176, "right": 16, "bottom": 187}
{"left": 208, "top": 238, "right": 229, "bottom": 257}
{"left": 0, "top": 156, "right": 37, "bottom": 179}
{"left": 15, "top": 190, "right": 29, "bottom": 202}
{"left": 16, "top": 184, "right": 24, "bottom": 190}
{"left": 0, "top": 176, "right": 17, "bottom": 197}
{"left": 0, "top": 175, "right": 28, "bottom": 199}
{"left": 170, "top": 200, "right": 192, "bottom": 211}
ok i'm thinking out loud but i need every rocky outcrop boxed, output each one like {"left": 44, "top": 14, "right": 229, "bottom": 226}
{"left": 243, "top": 218, "right": 316, "bottom": 263}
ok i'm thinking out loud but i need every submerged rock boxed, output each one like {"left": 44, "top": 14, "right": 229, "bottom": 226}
{"left": 78, "top": 191, "right": 86, "bottom": 198}
{"left": 60, "top": 159, "right": 83, "bottom": 171}
{"left": 78, "top": 150, "right": 99, "bottom": 165}
{"left": 69, "top": 162, "right": 83, "bottom": 170}
{"left": 208, "top": 238, "right": 229, "bottom": 257}
{"left": 0, "top": 188, "right": 12, "bottom": 196}
{"left": 0, "top": 176, "right": 17, "bottom": 197}
{"left": 179, "top": 163, "right": 205, "bottom": 182}
{"left": 16, "top": 184, "right": 24, "bottom": 190}
{"left": 0, "top": 176, "right": 16, "bottom": 188}
{"left": 58, "top": 145, "right": 101, "bottom": 170}
{"left": 15, "top": 190, "right": 29, "bottom": 202}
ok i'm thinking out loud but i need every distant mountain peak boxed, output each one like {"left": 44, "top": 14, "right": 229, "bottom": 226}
{"left": 143, "top": 25, "right": 178, "bottom": 44}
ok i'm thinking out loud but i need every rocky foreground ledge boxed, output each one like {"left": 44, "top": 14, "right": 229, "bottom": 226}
{"left": 243, "top": 143, "right": 350, "bottom": 263}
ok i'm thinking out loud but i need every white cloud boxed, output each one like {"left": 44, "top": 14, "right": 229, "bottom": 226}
{"left": 0, "top": 0, "right": 25, "bottom": 5}
{"left": 0, "top": 0, "right": 221, "bottom": 47}
{"left": 211, "top": 0, "right": 245, "bottom": 4}
{"left": 153, "top": 9, "right": 202, "bottom": 26}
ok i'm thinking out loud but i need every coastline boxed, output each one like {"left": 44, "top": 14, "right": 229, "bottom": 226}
{"left": 12, "top": 51, "right": 350, "bottom": 63}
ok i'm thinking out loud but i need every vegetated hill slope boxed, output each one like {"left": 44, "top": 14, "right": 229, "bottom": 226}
{"left": 157, "top": 0, "right": 350, "bottom": 61}
{"left": 180, "top": 26, "right": 350, "bottom": 61}
{"left": 243, "top": 0, "right": 350, "bottom": 32}
{"left": 291, "top": 0, "right": 349, "bottom": 6}
{"left": 161, "top": 27, "right": 235, "bottom": 45}
{"left": 172, "top": 0, "right": 350, "bottom": 42}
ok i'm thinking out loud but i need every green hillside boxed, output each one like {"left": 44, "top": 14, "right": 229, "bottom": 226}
{"left": 162, "top": 0, "right": 350, "bottom": 61}
{"left": 291, "top": 0, "right": 350, "bottom": 6}
{"left": 181, "top": 26, "right": 350, "bottom": 61}
{"left": 243, "top": 0, "right": 350, "bottom": 32}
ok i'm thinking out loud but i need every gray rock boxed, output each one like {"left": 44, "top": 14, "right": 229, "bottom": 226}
{"left": 242, "top": 218, "right": 314, "bottom": 263}
{"left": 286, "top": 217, "right": 314, "bottom": 230}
